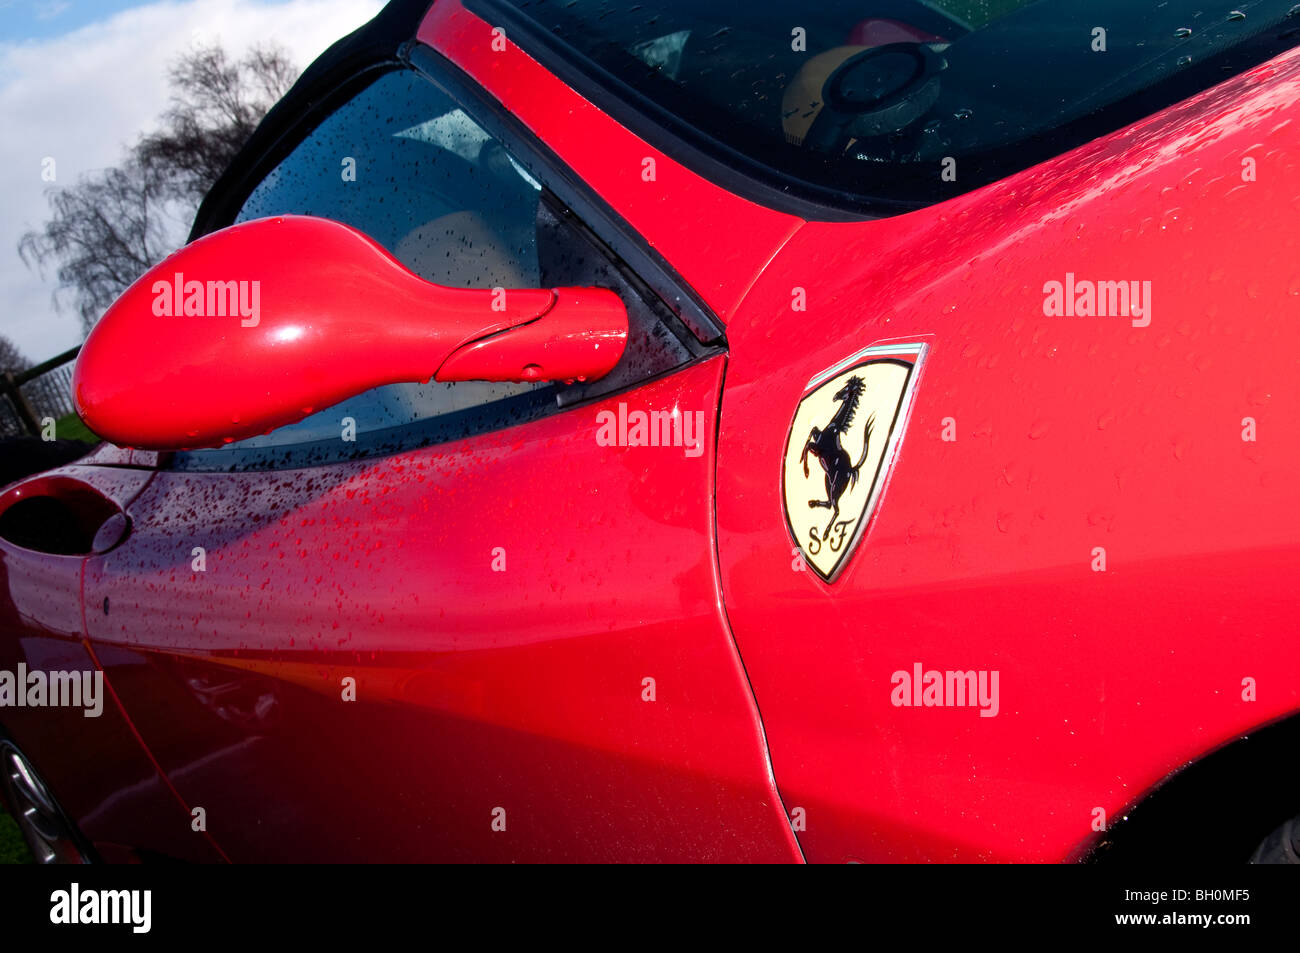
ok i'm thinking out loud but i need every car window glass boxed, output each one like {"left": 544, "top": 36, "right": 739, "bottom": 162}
{"left": 174, "top": 68, "right": 696, "bottom": 471}
{"left": 486, "top": 0, "right": 1300, "bottom": 210}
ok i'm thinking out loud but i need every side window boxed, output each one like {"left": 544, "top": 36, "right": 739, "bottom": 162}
{"left": 174, "top": 68, "right": 698, "bottom": 471}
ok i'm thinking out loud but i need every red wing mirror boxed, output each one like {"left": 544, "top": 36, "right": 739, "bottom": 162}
{"left": 73, "top": 214, "right": 628, "bottom": 450}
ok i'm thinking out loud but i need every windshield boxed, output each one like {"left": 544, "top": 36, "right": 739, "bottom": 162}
{"left": 478, "top": 0, "right": 1300, "bottom": 214}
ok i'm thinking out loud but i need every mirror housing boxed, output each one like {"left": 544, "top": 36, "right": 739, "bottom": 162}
{"left": 73, "top": 215, "right": 628, "bottom": 450}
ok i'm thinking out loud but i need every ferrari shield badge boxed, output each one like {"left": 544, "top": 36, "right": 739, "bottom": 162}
{"left": 783, "top": 343, "right": 926, "bottom": 582}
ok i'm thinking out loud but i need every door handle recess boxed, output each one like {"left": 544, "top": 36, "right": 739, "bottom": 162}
{"left": 0, "top": 475, "right": 131, "bottom": 556}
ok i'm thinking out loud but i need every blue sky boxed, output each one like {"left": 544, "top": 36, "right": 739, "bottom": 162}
{"left": 0, "top": 1, "right": 165, "bottom": 43}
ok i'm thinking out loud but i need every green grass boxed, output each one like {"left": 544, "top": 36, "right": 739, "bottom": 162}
{"left": 935, "top": 0, "right": 1034, "bottom": 29}
{"left": 54, "top": 411, "right": 99, "bottom": 444}
{"left": 0, "top": 805, "right": 33, "bottom": 864}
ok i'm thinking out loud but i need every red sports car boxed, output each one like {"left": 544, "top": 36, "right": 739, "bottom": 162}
{"left": 3, "top": 0, "right": 1300, "bottom": 863}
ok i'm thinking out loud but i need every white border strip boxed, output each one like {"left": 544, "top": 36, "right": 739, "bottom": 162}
{"left": 807, "top": 342, "right": 925, "bottom": 390}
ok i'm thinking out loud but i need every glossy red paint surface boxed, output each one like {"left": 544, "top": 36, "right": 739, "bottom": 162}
{"left": 75, "top": 215, "right": 627, "bottom": 450}
{"left": 715, "top": 48, "right": 1300, "bottom": 861}
{"left": 79, "top": 360, "right": 800, "bottom": 862}
{"left": 435, "top": 286, "right": 628, "bottom": 384}
{"left": 4, "top": 0, "right": 1299, "bottom": 864}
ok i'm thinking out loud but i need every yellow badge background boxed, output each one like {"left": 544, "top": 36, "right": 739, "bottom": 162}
{"left": 783, "top": 359, "right": 912, "bottom": 581}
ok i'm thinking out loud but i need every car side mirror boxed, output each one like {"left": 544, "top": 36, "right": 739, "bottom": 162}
{"left": 73, "top": 214, "right": 628, "bottom": 450}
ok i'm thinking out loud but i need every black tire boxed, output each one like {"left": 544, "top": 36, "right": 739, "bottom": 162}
{"left": 0, "top": 735, "right": 93, "bottom": 863}
{"left": 1248, "top": 815, "right": 1300, "bottom": 864}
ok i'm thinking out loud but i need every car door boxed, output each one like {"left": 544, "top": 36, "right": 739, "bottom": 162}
{"left": 80, "top": 63, "right": 799, "bottom": 861}
{"left": 0, "top": 450, "right": 225, "bottom": 862}
{"left": 707, "top": 6, "right": 1300, "bottom": 863}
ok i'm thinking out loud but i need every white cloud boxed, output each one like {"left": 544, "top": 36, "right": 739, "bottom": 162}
{"left": 34, "top": 1, "right": 71, "bottom": 21}
{"left": 0, "top": 0, "right": 384, "bottom": 360}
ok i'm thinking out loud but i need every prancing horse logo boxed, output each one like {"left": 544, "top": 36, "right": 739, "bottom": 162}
{"left": 782, "top": 343, "right": 925, "bottom": 582}
{"left": 800, "top": 376, "right": 875, "bottom": 538}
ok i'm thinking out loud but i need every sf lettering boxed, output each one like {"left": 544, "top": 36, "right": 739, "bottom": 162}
{"left": 807, "top": 520, "right": 851, "bottom": 556}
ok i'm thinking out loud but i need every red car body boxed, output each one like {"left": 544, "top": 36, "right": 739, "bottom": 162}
{"left": 2, "top": 0, "right": 1299, "bottom": 862}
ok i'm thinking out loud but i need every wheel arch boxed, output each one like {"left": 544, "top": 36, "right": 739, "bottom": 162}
{"left": 1077, "top": 709, "right": 1300, "bottom": 863}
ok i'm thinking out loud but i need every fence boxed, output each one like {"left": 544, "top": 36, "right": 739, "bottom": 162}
{"left": 0, "top": 346, "right": 82, "bottom": 438}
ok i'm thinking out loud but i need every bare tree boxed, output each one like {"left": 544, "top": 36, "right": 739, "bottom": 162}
{"left": 138, "top": 44, "right": 297, "bottom": 204}
{"left": 0, "top": 334, "right": 29, "bottom": 375}
{"left": 19, "top": 43, "right": 298, "bottom": 334}
{"left": 18, "top": 155, "right": 174, "bottom": 332}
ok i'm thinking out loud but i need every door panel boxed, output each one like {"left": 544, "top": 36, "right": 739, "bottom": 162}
{"left": 716, "top": 53, "right": 1300, "bottom": 862}
{"left": 0, "top": 467, "right": 224, "bottom": 862}
{"left": 84, "top": 358, "right": 800, "bottom": 861}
